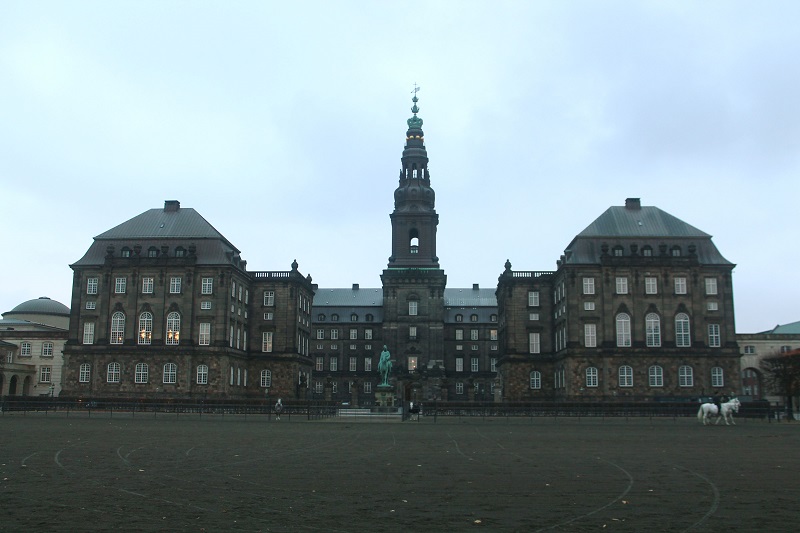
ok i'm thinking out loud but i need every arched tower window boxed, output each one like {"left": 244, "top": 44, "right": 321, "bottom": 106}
{"left": 409, "top": 228, "right": 419, "bottom": 254}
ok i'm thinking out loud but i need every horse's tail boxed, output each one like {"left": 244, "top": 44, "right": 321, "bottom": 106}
{"left": 697, "top": 406, "right": 703, "bottom": 421}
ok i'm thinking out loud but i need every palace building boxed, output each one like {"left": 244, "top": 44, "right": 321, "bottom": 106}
{"left": 61, "top": 96, "right": 740, "bottom": 403}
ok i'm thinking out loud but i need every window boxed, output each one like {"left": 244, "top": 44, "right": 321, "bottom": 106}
{"left": 201, "top": 301, "right": 212, "bottom": 310}
{"left": 264, "top": 291, "right": 275, "bottom": 306}
{"left": 456, "top": 382, "right": 464, "bottom": 395}
{"left": 781, "top": 345, "right": 792, "bottom": 353}
{"left": 645, "top": 313, "right": 661, "bottom": 347}
{"left": 674, "top": 277, "right": 687, "bottom": 295}
{"left": 584, "top": 302, "right": 595, "bottom": 311}
{"left": 619, "top": 365, "right": 633, "bottom": 387}
{"left": 232, "top": 281, "right": 236, "bottom": 298}
{"left": 708, "top": 324, "right": 721, "bottom": 347}
{"left": 331, "top": 314, "right": 339, "bottom": 322}
{"left": 364, "top": 382, "right": 372, "bottom": 393}
{"left": 455, "top": 314, "right": 463, "bottom": 322}
{"left": 470, "top": 357, "right": 479, "bottom": 372}
{"left": 707, "top": 302, "right": 719, "bottom": 311}
{"left": 41, "top": 342, "right": 53, "bottom": 357}
{"left": 365, "top": 329, "right": 373, "bottom": 340}
{"left": 197, "top": 365, "right": 208, "bottom": 385}
{"left": 349, "top": 357, "right": 357, "bottom": 372}
{"left": 138, "top": 312, "right": 152, "bottom": 345}
{"left": 364, "top": 357, "right": 372, "bottom": 372}
{"left": 616, "top": 313, "right": 631, "bottom": 347}
{"left": 642, "top": 246, "right": 653, "bottom": 257}
{"left": 87, "top": 277, "right": 98, "bottom": 294}
{"left": 678, "top": 365, "right": 693, "bottom": 387}
{"left": 263, "top": 312, "right": 272, "bottom": 320}
{"left": 586, "top": 367, "right": 598, "bottom": 387}
{"left": 83, "top": 323, "right": 95, "bottom": 345}
{"left": 148, "top": 247, "right": 158, "bottom": 257}
{"left": 409, "top": 326, "right": 417, "bottom": 340}
{"left": 409, "top": 301, "right": 418, "bottom": 316}
{"left": 583, "top": 277, "right": 595, "bottom": 295}
{"left": 331, "top": 329, "right": 339, "bottom": 340}
{"left": 262, "top": 332, "right": 273, "bottom": 352}
{"left": 455, "top": 329, "right": 463, "bottom": 340}
{"left": 648, "top": 365, "right": 663, "bottom": 387}
{"left": 456, "top": 358, "right": 464, "bottom": 372}
{"left": 163, "top": 363, "right": 177, "bottom": 384}
{"left": 675, "top": 313, "right": 691, "bottom": 347}
{"left": 528, "top": 291, "right": 540, "bottom": 306}
{"left": 490, "top": 314, "right": 497, "bottom": 322}
{"left": 584, "top": 324, "right": 596, "bottom": 348}
{"left": 316, "top": 329, "right": 325, "bottom": 340}
{"left": 490, "top": 329, "right": 498, "bottom": 341}
{"left": 742, "top": 368, "right": 759, "bottom": 397}
{"left": 166, "top": 312, "right": 181, "bottom": 345}
{"left": 115, "top": 277, "right": 126, "bottom": 294}
{"left": 79, "top": 363, "right": 91, "bottom": 383}
{"left": 705, "top": 278, "right": 718, "bottom": 295}
{"left": 711, "top": 367, "right": 724, "bottom": 388}
{"left": 470, "top": 314, "right": 478, "bottom": 322}
{"left": 408, "top": 356, "right": 418, "bottom": 371}
{"left": 175, "top": 247, "right": 185, "bottom": 257}
{"left": 329, "top": 357, "right": 338, "bottom": 371}
{"left": 530, "top": 371, "right": 541, "bottom": 389}
{"left": 261, "top": 369, "right": 272, "bottom": 388}
{"left": 135, "top": 363, "right": 149, "bottom": 384}
{"left": 671, "top": 246, "right": 681, "bottom": 257}
{"left": 616, "top": 277, "right": 628, "bottom": 295}
{"left": 142, "top": 277, "right": 154, "bottom": 294}
{"left": 613, "top": 246, "right": 624, "bottom": 257}
{"left": 470, "top": 329, "right": 479, "bottom": 341}
{"left": 350, "top": 313, "right": 358, "bottom": 322}
{"left": 314, "top": 381, "right": 323, "bottom": 394}
{"left": 528, "top": 332, "right": 541, "bottom": 354}
{"left": 744, "top": 345, "right": 756, "bottom": 355}
{"left": 645, "top": 277, "right": 658, "bottom": 295}
{"left": 201, "top": 277, "right": 213, "bottom": 294}
{"left": 107, "top": 362, "right": 121, "bottom": 383}
{"left": 350, "top": 328, "right": 358, "bottom": 340}
{"left": 529, "top": 312, "right": 539, "bottom": 321}
{"left": 170, "top": 277, "right": 182, "bottom": 294}
{"left": 199, "top": 323, "right": 211, "bottom": 346}
{"left": 365, "top": 314, "right": 374, "bottom": 322}
{"left": 315, "top": 357, "right": 324, "bottom": 371}
{"left": 111, "top": 312, "right": 125, "bottom": 344}
{"left": 40, "top": 366, "right": 51, "bottom": 383}
{"left": 490, "top": 358, "right": 497, "bottom": 372}
{"left": 85, "top": 301, "right": 96, "bottom": 310}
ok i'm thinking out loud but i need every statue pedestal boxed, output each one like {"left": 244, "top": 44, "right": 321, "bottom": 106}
{"left": 374, "top": 385, "right": 396, "bottom": 408}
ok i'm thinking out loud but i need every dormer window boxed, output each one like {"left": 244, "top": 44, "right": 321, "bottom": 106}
{"left": 318, "top": 314, "right": 326, "bottom": 321}
{"left": 351, "top": 313, "right": 358, "bottom": 322}
{"left": 331, "top": 314, "right": 339, "bottom": 322}
{"left": 641, "top": 246, "right": 653, "bottom": 257}
{"left": 671, "top": 246, "right": 681, "bottom": 257}
{"left": 613, "top": 246, "right": 624, "bottom": 257}
{"left": 455, "top": 314, "right": 463, "bottom": 322}
{"left": 148, "top": 247, "right": 158, "bottom": 257}
{"left": 175, "top": 247, "right": 186, "bottom": 257}
{"left": 121, "top": 247, "right": 131, "bottom": 257}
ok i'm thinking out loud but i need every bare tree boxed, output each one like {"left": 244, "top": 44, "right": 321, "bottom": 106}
{"left": 760, "top": 349, "right": 800, "bottom": 420}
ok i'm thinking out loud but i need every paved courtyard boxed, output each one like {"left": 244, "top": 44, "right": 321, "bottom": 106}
{"left": 0, "top": 414, "right": 797, "bottom": 532}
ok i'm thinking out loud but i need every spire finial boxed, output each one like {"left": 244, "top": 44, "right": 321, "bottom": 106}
{"left": 407, "top": 84, "right": 423, "bottom": 128}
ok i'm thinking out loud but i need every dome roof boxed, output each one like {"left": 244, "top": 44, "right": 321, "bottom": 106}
{"left": 5, "top": 297, "right": 70, "bottom": 317}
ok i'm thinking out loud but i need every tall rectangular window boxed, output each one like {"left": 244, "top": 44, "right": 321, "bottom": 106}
{"left": 329, "top": 357, "right": 338, "bottom": 371}
{"left": 408, "top": 356, "right": 418, "bottom": 371}
{"left": 316, "top": 329, "right": 325, "bottom": 340}
{"left": 201, "top": 277, "right": 213, "bottom": 294}
{"left": 79, "top": 363, "right": 91, "bottom": 382}
{"left": 197, "top": 365, "right": 208, "bottom": 385}
{"left": 349, "top": 357, "right": 357, "bottom": 372}
{"left": 674, "top": 277, "right": 687, "bottom": 295}
{"left": 261, "top": 332, "right": 273, "bottom": 352}
{"left": 470, "top": 329, "right": 479, "bottom": 341}
{"left": 470, "top": 357, "right": 479, "bottom": 372}
{"left": 711, "top": 367, "right": 724, "bottom": 387}
{"left": 142, "top": 277, "right": 154, "bottom": 294}
{"left": 645, "top": 277, "right": 658, "bottom": 295}
{"left": 708, "top": 324, "right": 721, "bottom": 347}
{"left": 42, "top": 342, "right": 54, "bottom": 357}
{"left": 364, "top": 357, "right": 372, "bottom": 372}
{"left": 456, "top": 358, "right": 464, "bottom": 372}
{"left": 331, "top": 329, "right": 339, "bottom": 340}
{"left": 87, "top": 277, "right": 98, "bottom": 294}
{"left": 409, "top": 326, "right": 417, "bottom": 340}
{"left": 365, "top": 329, "right": 373, "bottom": 340}
{"left": 409, "top": 301, "right": 418, "bottom": 316}
{"left": 199, "top": 323, "right": 211, "bottom": 346}
{"left": 615, "top": 277, "right": 628, "bottom": 295}
{"left": 264, "top": 291, "right": 275, "bottom": 306}
{"left": 83, "top": 323, "right": 95, "bottom": 345}
{"left": 350, "top": 328, "right": 358, "bottom": 340}
{"left": 528, "top": 291, "right": 540, "bottom": 307}
{"left": 584, "top": 324, "right": 596, "bottom": 347}
{"left": 170, "top": 277, "right": 182, "bottom": 294}
{"left": 115, "top": 277, "right": 126, "bottom": 294}
{"left": 705, "top": 278, "right": 718, "bottom": 295}
{"left": 455, "top": 329, "right": 464, "bottom": 340}
{"left": 528, "top": 332, "right": 541, "bottom": 354}
{"left": 490, "top": 329, "right": 498, "bottom": 341}
{"left": 583, "top": 277, "right": 595, "bottom": 295}
{"left": 40, "top": 366, "right": 51, "bottom": 383}
{"left": 315, "top": 357, "right": 324, "bottom": 371}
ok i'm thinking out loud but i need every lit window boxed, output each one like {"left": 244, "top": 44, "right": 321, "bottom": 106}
{"left": 166, "top": 312, "right": 181, "bottom": 345}
{"left": 262, "top": 332, "right": 273, "bottom": 352}
{"left": 490, "top": 329, "right": 498, "bottom": 341}
{"left": 111, "top": 312, "right": 125, "bottom": 344}
{"left": 408, "top": 356, "right": 418, "bottom": 371}
{"left": 138, "top": 312, "right": 153, "bottom": 345}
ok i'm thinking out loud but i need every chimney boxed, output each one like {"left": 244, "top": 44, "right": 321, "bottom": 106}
{"left": 473, "top": 283, "right": 480, "bottom": 290}
{"left": 625, "top": 198, "right": 641, "bottom": 210}
{"left": 352, "top": 283, "right": 360, "bottom": 290}
{"left": 164, "top": 200, "right": 180, "bottom": 212}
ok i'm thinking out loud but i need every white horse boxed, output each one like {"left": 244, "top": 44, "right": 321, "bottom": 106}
{"left": 697, "top": 398, "right": 741, "bottom": 426}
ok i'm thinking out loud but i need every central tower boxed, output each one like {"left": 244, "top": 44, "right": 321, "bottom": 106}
{"left": 381, "top": 91, "right": 447, "bottom": 375}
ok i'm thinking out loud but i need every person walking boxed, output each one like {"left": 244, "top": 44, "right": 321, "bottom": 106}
{"left": 275, "top": 398, "right": 283, "bottom": 421}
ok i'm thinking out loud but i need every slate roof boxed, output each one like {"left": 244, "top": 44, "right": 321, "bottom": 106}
{"left": 443, "top": 288, "right": 497, "bottom": 307}
{"left": 563, "top": 200, "right": 733, "bottom": 266}
{"left": 313, "top": 288, "right": 384, "bottom": 307}
{"left": 765, "top": 321, "right": 800, "bottom": 335}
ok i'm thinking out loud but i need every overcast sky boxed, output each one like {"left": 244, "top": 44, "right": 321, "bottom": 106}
{"left": 2, "top": 1, "right": 798, "bottom": 333}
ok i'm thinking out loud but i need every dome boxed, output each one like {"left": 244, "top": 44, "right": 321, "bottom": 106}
{"left": 5, "top": 297, "right": 70, "bottom": 317}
